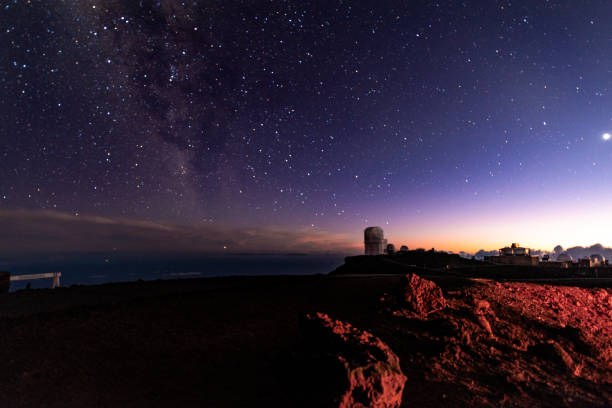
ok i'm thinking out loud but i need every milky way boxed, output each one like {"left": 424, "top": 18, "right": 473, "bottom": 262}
{"left": 3, "top": 1, "right": 612, "bottom": 251}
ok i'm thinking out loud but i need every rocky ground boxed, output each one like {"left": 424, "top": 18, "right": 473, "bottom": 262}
{"left": 378, "top": 275, "right": 612, "bottom": 407}
{"left": 0, "top": 274, "right": 609, "bottom": 407}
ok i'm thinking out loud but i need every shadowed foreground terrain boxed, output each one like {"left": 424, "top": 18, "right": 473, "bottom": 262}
{"left": 0, "top": 274, "right": 610, "bottom": 407}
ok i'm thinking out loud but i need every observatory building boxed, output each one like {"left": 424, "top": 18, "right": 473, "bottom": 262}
{"left": 589, "top": 254, "right": 606, "bottom": 266}
{"left": 485, "top": 243, "right": 539, "bottom": 266}
{"left": 364, "top": 227, "right": 387, "bottom": 255}
{"left": 500, "top": 243, "right": 529, "bottom": 257}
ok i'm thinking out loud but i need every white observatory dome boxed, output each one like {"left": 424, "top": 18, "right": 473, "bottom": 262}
{"left": 556, "top": 253, "right": 573, "bottom": 262}
{"left": 364, "top": 227, "right": 384, "bottom": 241}
{"left": 364, "top": 227, "right": 386, "bottom": 256}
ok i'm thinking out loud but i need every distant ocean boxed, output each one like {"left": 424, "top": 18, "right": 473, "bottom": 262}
{"left": 0, "top": 253, "right": 347, "bottom": 292}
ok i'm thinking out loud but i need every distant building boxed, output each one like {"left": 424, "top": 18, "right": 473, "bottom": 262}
{"left": 542, "top": 253, "right": 606, "bottom": 268}
{"left": 364, "top": 227, "right": 387, "bottom": 256}
{"left": 386, "top": 243, "right": 396, "bottom": 254}
{"left": 485, "top": 243, "right": 539, "bottom": 266}
{"left": 500, "top": 243, "right": 529, "bottom": 256}
{"left": 540, "top": 252, "right": 573, "bottom": 268}
{"left": 574, "top": 254, "right": 607, "bottom": 268}
{"left": 589, "top": 254, "right": 606, "bottom": 266}
{"left": 399, "top": 245, "right": 409, "bottom": 253}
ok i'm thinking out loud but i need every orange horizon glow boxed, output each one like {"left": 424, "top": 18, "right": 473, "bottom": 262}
{"left": 2, "top": 207, "right": 611, "bottom": 255}
{"left": 344, "top": 198, "right": 612, "bottom": 254}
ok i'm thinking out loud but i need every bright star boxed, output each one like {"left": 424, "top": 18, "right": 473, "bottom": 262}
{"left": 603, "top": 133, "right": 611, "bottom": 141}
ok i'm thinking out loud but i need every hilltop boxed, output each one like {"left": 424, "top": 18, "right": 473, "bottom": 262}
{"left": 331, "top": 251, "right": 612, "bottom": 282}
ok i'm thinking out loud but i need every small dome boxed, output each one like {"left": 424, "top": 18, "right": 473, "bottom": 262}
{"left": 556, "top": 253, "right": 573, "bottom": 262}
{"left": 364, "top": 227, "right": 384, "bottom": 241}
{"left": 400, "top": 245, "right": 408, "bottom": 252}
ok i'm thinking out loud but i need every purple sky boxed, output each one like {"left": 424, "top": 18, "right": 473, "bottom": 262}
{"left": 2, "top": 1, "right": 612, "bottom": 253}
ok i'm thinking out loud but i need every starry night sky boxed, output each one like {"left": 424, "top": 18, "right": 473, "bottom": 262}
{"left": 3, "top": 0, "right": 612, "bottom": 253}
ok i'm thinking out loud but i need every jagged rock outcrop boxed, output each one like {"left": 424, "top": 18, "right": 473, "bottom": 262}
{"left": 481, "top": 282, "right": 612, "bottom": 377}
{"left": 301, "top": 312, "right": 407, "bottom": 408}
{"left": 395, "top": 273, "right": 446, "bottom": 318}
{"left": 390, "top": 278, "right": 612, "bottom": 406}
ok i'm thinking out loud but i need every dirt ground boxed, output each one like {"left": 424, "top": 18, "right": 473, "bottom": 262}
{"left": 0, "top": 274, "right": 609, "bottom": 407}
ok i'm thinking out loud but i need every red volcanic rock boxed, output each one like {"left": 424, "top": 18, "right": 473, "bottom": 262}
{"left": 302, "top": 312, "right": 407, "bottom": 408}
{"left": 398, "top": 273, "right": 446, "bottom": 318}
{"left": 472, "top": 299, "right": 494, "bottom": 337}
{"left": 485, "top": 282, "right": 612, "bottom": 368}
{"left": 388, "top": 278, "right": 612, "bottom": 406}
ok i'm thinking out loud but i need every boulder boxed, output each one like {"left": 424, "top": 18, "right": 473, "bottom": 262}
{"left": 301, "top": 312, "right": 407, "bottom": 408}
{"left": 399, "top": 273, "right": 446, "bottom": 318}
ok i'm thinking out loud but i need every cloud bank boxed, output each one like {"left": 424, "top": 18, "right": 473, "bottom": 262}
{"left": 0, "top": 210, "right": 358, "bottom": 256}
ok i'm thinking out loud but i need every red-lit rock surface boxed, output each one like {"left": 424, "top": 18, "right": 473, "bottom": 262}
{"left": 386, "top": 277, "right": 612, "bottom": 407}
{"left": 301, "top": 312, "right": 406, "bottom": 408}
{"left": 388, "top": 273, "right": 447, "bottom": 318}
{"left": 484, "top": 282, "right": 612, "bottom": 366}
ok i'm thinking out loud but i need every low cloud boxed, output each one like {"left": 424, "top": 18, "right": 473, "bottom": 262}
{"left": 0, "top": 210, "right": 357, "bottom": 256}
{"left": 554, "top": 244, "right": 612, "bottom": 261}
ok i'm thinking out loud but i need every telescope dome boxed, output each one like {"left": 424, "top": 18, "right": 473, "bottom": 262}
{"left": 556, "top": 253, "right": 573, "bottom": 262}
{"left": 364, "top": 227, "right": 384, "bottom": 241}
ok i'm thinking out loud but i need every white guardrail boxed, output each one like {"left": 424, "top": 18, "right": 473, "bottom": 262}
{"left": 10, "top": 272, "right": 61, "bottom": 288}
